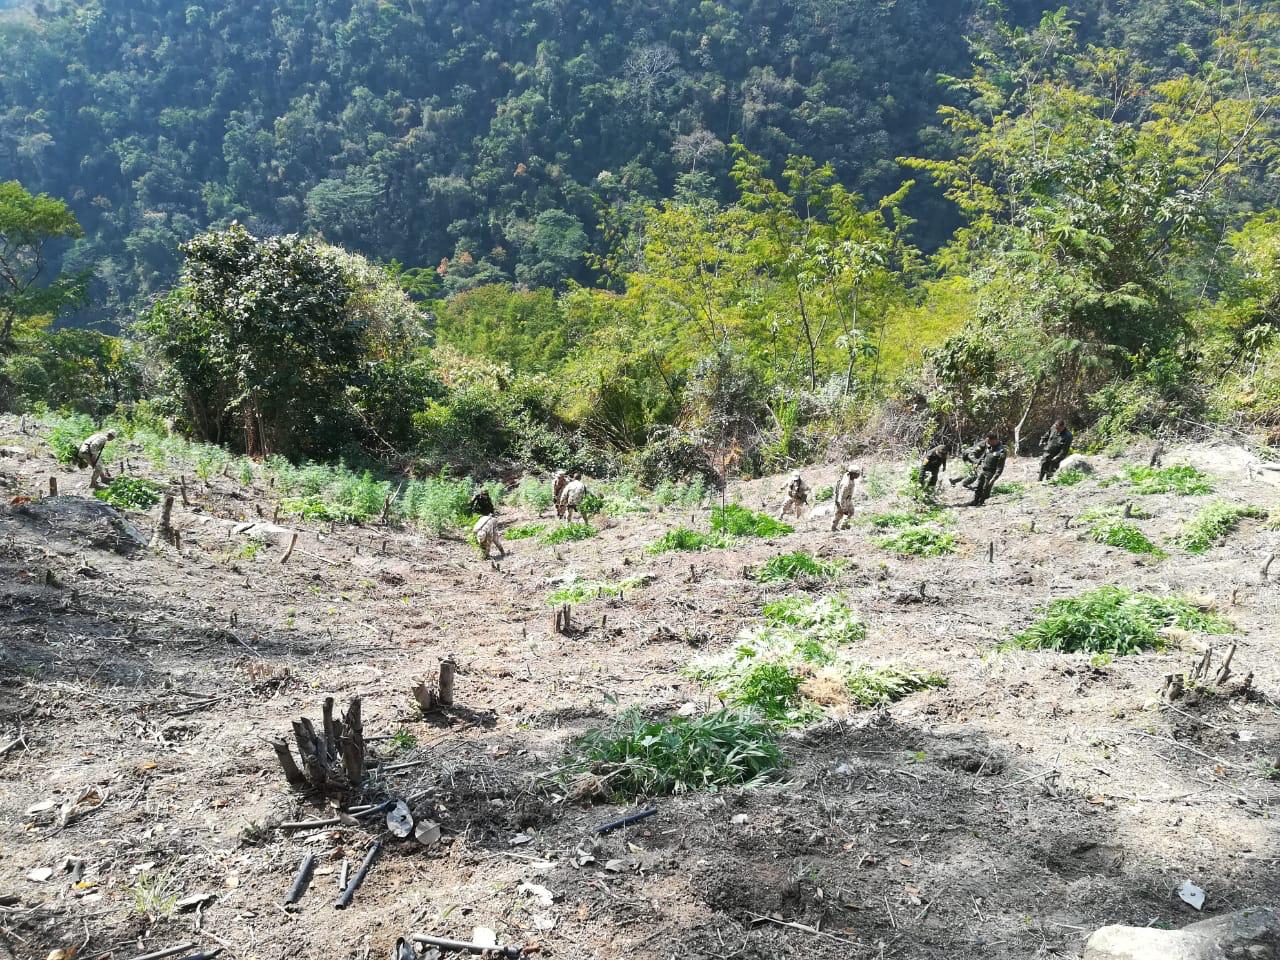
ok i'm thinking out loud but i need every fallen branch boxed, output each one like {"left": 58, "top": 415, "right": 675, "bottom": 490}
{"left": 411, "top": 934, "right": 522, "bottom": 959}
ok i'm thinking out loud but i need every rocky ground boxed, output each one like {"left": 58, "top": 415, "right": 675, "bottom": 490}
{"left": 0, "top": 415, "right": 1277, "bottom": 960}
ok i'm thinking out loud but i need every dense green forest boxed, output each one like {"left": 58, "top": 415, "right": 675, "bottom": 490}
{"left": 0, "top": 0, "right": 1228, "bottom": 319}
{"left": 1, "top": 1, "right": 1278, "bottom": 487}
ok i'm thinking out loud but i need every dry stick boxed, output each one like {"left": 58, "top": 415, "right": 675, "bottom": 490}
{"left": 1262, "top": 553, "right": 1275, "bottom": 582}
{"left": 438, "top": 658, "right": 456, "bottom": 707}
{"left": 283, "top": 853, "right": 316, "bottom": 906}
{"left": 48, "top": 476, "right": 58, "bottom": 497}
{"left": 1214, "top": 642, "right": 1237, "bottom": 686}
{"left": 129, "top": 944, "right": 196, "bottom": 960}
{"left": 337, "top": 859, "right": 349, "bottom": 891}
{"left": 278, "top": 531, "right": 298, "bottom": 564}
{"left": 334, "top": 840, "right": 381, "bottom": 910}
{"left": 179, "top": 476, "right": 190, "bottom": 507}
{"left": 411, "top": 935, "right": 521, "bottom": 959}
{"left": 151, "top": 494, "right": 176, "bottom": 548}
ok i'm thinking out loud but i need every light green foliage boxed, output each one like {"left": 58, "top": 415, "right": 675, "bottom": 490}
{"left": 389, "top": 729, "right": 418, "bottom": 753}
{"left": 647, "top": 527, "right": 727, "bottom": 554}
{"left": 1119, "top": 465, "right": 1214, "bottom": 496}
{"left": 562, "top": 709, "right": 782, "bottom": 799}
{"left": 504, "top": 523, "right": 546, "bottom": 541}
{"left": 1050, "top": 469, "right": 1087, "bottom": 487}
{"left": 94, "top": 476, "right": 164, "bottom": 511}
{"left": 844, "top": 666, "right": 948, "bottom": 708}
{"left": 398, "top": 473, "right": 474, "bottom": 534}
{"left": 813, "top": 485, "right": 834, "bottom": 503}
{"left": 756, "top": 551, "right": 843, "bottom": 582}
{"left": 761, "top": 594, "right": 867, "bottom": 646}
{"left": 651, "top": 477, "right": 708, "bottom": 508}
{"left": 278, "top": 469, "right": 390, "bottom": 524}
{"left": 710, "top": 503, "right": 793, "bottom": 538}
{"left": 547, "top": 576, "right": 642, "bottom": 605}
{"left": 237, "top": 540, "right": 263, "bottom": 561}
{"left": 862, "top": 467, "right": 892, "bottom": 500}
{"left": 866, "top": 507, "right": 946, "bottom": 530}
{"left": 576, "top": 491, "right": 606, "bottom": 518}
{"left": 1175, "top": 501, "right": 1267, "bottom": 553}
{"left": 875, "top": 526, "right": 957, "bottom": 557}
{"left": 0, "top": 181, "right": 85, "bottom": 345}
{"left": 46, "top": 411, "right": 96, "bottom": 464}
{"left": 1088, "top": 517, "right": 1166, "bottom": 557}
{"left": 280, "top": 495, "right": 360, "bottom": 524}
{"left": 541, "top": 521, "right": 597, "bottom": 544}
{"left": 513, "top": 476, "right": 554, "bottom": 514}
{"left": 597, "top": 477, "right": 647, "bottom": 516}
{"left": 991, "top": 481, "right": 1025, "bottom": 497}
{"left": 1009, "top": 586, "right": 1233, "bottom": 655}
{"left": 130, "top": 873, "right": 177, "bottom": 919}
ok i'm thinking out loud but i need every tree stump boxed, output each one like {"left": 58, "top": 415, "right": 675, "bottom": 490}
{"left": 48, "top": 477, "right": 57, "bottom": 497}
{"left": 438, "top": 658, "right": 457, "bottom": 707}
{"left": 151, "top": 494, "right": 178, "bottom": 549}
{"left": 273, "top": 696, "right": 367, "bottom": 796}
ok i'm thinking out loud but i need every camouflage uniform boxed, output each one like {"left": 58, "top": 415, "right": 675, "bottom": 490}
{"left": 76, "top": 430, "right": 116, "bottom": 489}
{"left": 971, "top": 441, "right": 1007, "bottom": 506}
{"left": 918, "top": 444, "right": 948, "bottom": 490}
{"left": 1038, "top": 426, "right": 1073, "bottom": 481}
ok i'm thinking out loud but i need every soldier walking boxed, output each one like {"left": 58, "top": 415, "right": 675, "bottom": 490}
{"left": 831, "top": 464, "right": 862, "bottom": 531}
{"left": 777, "top": 471, "right": 810, "bottom": 520}
{"left": 1038, "top": 419, "right": 1073, "bottom": 481}
{"left": 970, "top": 432, "right": 1007, "bottom": 506}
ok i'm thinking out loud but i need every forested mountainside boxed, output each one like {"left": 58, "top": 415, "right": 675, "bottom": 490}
{"left": 0, "top": 0, "right": 1222, "bottom": 321}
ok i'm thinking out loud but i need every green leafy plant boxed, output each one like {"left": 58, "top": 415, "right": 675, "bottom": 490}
{"left": 756, "top": 551, "right": 843, "bottom": 582}
{"left": 398, "top": 472, "right": 475, "bottom": 534}
{"left": 389, "top": 728, "right": 418, "bottom": 753}
{"left": 1049, "top": 468, "right": 1086, "bottom": 486}
{"left": 647, "top": 527, "right": 727, "bottom": 553}
{"left": 1118, "top": 465, "right": 1214, "bottom": 496}
{"left": 93, "top": 476, "right": 164, "bottom": 510}
{"left": 761, "top": 594, "right": 866, "bottom": 645}
{"left": 844, "top": 666, "right": 947, "bottom": 707}
{"left": 866, "top": 506, "right": 947, "bottom": 530}
{"left": 46, "top": 411, "right": 97, "bottom": 464}
{"left": 577, "top": 491, "right": 606, "bottom": 518}
{"left": 651, "top": 478, "right": 708, "bottom": 508}
{"left": 813, "top": 485, "right": 834, "bottom": 502}
{"left": 504, "top": 522, "right": 546, "bottom": 541}
{"left": 1088, "top": 517, "right": 1165, "bottom": 556}
{"left": 280, "top": 495, "right": 359, "bottom": 523}
{"left": 1008, "top": 586, "right": 1233, "bottom": 655}
{"left": 541, "top": 521, "right": 597, "bottom": 544}
{"left": 513, "top": 476, "right": 554, "bottom": 514}
{"left": 561, "top": 708, "right": 782, "bottom": 799}
{"left": 991, "top": 481, "right": 1025, "bottom": 497}
{"left": 131, "top": 873, "right": 177, "bottom": 919}
{"left": 547, "top": 576, "right": 642, "bottom": 605}
{"left": 710, "top": 503, "right": 793, "bottom": 538}
{"left": 731, "top": 661, "right": 809, "bottom": 721}
{"left": 875, "top": 526, "right": 957, "bottom": 557}
{"left": 1175, "top": 500, "right": 1267, "bottom": 553}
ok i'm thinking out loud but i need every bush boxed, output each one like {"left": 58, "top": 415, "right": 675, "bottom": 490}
{"left": 280, "top": 495, "right": 359, "bottom": 523}
{"left": 597, "top": 477, "right": 647, "bottom": 516}
{"left": 1175, "top": 501, "right": 1267, "bottom": 553}
{"left": 547, "top": 577, "right": 641, "bottom": 605}
{"left": 732, "top": 661, "right": 809, "bottom": 721}
{"left": 647, "top": 528, "right": 727, "bottom": 554}
{"left": 513, "top": 476, "right": 554, "bottom": 514}
{"left": 866, "top": 507, "right": 946, "bottom": 530}
{"left": 710, "top": 503, "right": 793, "bottom": 538}
{"left": 651, "top": 477, "right": 708, "bottom": 508}
{"left": 1009, "top": 586, "right": 1233, "bottom": 655}
{"left": 541, "top": 521, "right": 597, "bottom": 544}
{"left": 504, "top": 522, "right": 546, "bottom": 541}
{"left": 876, "top": 526, "right": 957, "bottom": 557}
{"left": 1050, "top": 468, "right": 1086, "bottom": 487}
{"left": 1118, "top": 465, "right": 1214, "bottom": 496}
{"left": 562, "top": 709, "right": 782, "bottom": 799}
{"left": 94, "top": 476, "right": 164, "bottom": 511}
{"left": 756, "top": 551, "right": 843, "bottom": 582}
{"left": 577, "top": 491, "right": 606, "bottom": 518}
{"left": 398, "top": 473, "right": 474, "bottom": 534}
{"left": 46, "top": 411, "right": 97, "bottom": 464}
{"left": 1088, "top": 518, "right": 1166, "bottom": 557}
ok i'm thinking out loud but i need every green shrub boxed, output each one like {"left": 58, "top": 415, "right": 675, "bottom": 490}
{"left": 1049, "top": 468, "right": 1086, "bottom": 487}
{"left": 280, "top": 495, "right": 360, "bottom": 523}
{"left": 731, "top": 661, "right": 809, "bottom": 721}
{"left": 710, "top": 503, "right": 793, "bottom": 538}
{"left": 647, "top": 527, "right": 727, "bottom": 553}
{"left": 651, "top": 477, "right": 708, "bottom": 508}
{"left": 813, "top": 485, "right": 834, "bottom": 502}
{"left": 761, "top": 594, "right": 867, "bottom": 645}
{"left": 504, "top": 522, "right": 546, "bottom": 541}
{"left": 93, "top": 476, "right": 164, "bottom": 511}
{"left": 541, "top": 521, "right": 597, "bottom": 544}
{"left": 876, "top": 526, "right": 957, "bottom": 557}
{"left": 1118, "top": 465, "right": 1214, "bottom": 496}
{"left": 1009, "top": 586, "right": 1233, "bottom": 655}
{"left": 1088, "top": 518, "right": 1166, "bottom": 556}
{"left": 547, "top": 576, "right": 641, "bottom": 605}
{"left": 47, "top": 411, "right": 97, "bottom": 464}
{"left": 513, "top": 476, "right": 554, "bottom": 514}
{"left": 991, "top": 481, "right": 1025, "bottom": 497}
{"left": 866, "top": 507, "right": 946, "bottom": 530}
{"left": 756, "top": 551, "right": 843, "bottom": 582}
{"left": 576, "top": 491, "right": 605, "bottom": 518}
{"left": 1175, "top": 501, "right": 1267, "bottom": 553}
{"left": 562, "top": 708, "right": 782, "bottom": 799}
{"left": 845, "top": 666, "right": 948, "bottom": 707}
{"left": 598, "top": 477, "right": 648, "bottom": 516}
{"left": 398, "top": 473, "right": 474, "bottom": 534}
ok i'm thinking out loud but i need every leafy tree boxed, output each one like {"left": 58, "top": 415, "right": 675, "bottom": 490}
{"left": 0, "top": 181, "right": 85, "bottom": 346}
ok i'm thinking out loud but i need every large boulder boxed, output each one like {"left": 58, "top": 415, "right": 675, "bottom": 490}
{"left": 11, "top": 495, "right": 147, "bottom": 555}
{"left": 1085, "top": 907, "right": 1280, "bottom": 960}
{"left": 1057, "top": 454, "right": 1094, "bottom": 474}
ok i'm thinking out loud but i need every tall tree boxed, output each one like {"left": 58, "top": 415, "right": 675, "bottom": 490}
{"left": 0, "top": 181, "right": 84, "bottom": 346}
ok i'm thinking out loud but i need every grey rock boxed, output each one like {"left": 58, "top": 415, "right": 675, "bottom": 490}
{"left": 1085, "top": 907, "right": 1279, "bottom": 960}
{"left": 1058, "top": 454, "right": 1094, "bottom": 474}
{"left": 12, "top": 495, "right": 146, "bottom": 555}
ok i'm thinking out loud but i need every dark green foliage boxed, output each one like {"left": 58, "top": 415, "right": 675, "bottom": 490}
{"left": 710, "top": 503, "right": 793, "bottom": 538}
{"left": 1088, "top": 517, "right": 1165, "bottom": 556}
{"left": 756, "top": 551, "right": 843, "bottom": 583}
{"left": 46, "top": 411, "right": 95, "bottom": 464}
{"left": 1009, "top": 586, "right": 1233, "bottom": 655}
{"left": 94, "top": 476, "right": 163, "bottom": 511}
{"left": 563, "top": 709, "right": 782, "bottom": 799}
{"left": 1049, "top": 468, "right": 1086, "bottom": 487}
{"left": 1175, "top": 501, "right": 1268, "bottom": 553}
{"left": 504, "top": 523, "right": 546, "bottom": 541}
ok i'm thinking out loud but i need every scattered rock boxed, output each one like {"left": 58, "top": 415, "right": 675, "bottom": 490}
{"left": 0, "top": 445, "right": 28, "bottom": 459}
{"left": 1084, "top": 906, "right": 1279, "bottom": 960}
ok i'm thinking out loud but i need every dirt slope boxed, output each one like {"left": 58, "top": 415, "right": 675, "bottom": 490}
{"left": 1, "top": 417, "right": 1277, "bottom": 960}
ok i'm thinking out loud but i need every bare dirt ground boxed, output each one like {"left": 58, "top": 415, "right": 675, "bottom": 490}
{"left": 1, "top": 415, "right": 1277, "bottom": 960}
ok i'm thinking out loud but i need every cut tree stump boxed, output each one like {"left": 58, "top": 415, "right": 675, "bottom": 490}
{"left": 438, "top": 658, "right": 457, "bottom": 707}
{"left": 48, "top": 477, "right": 57, "bottom": 497}
{"left": 553, "top": 604, "right": 572, "bottom": 635}
{"left": 274, "top": 696, "right": 368, "bottom": 796}
{"left": 150, "top": 494, "right": 178, "bottom": 549}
